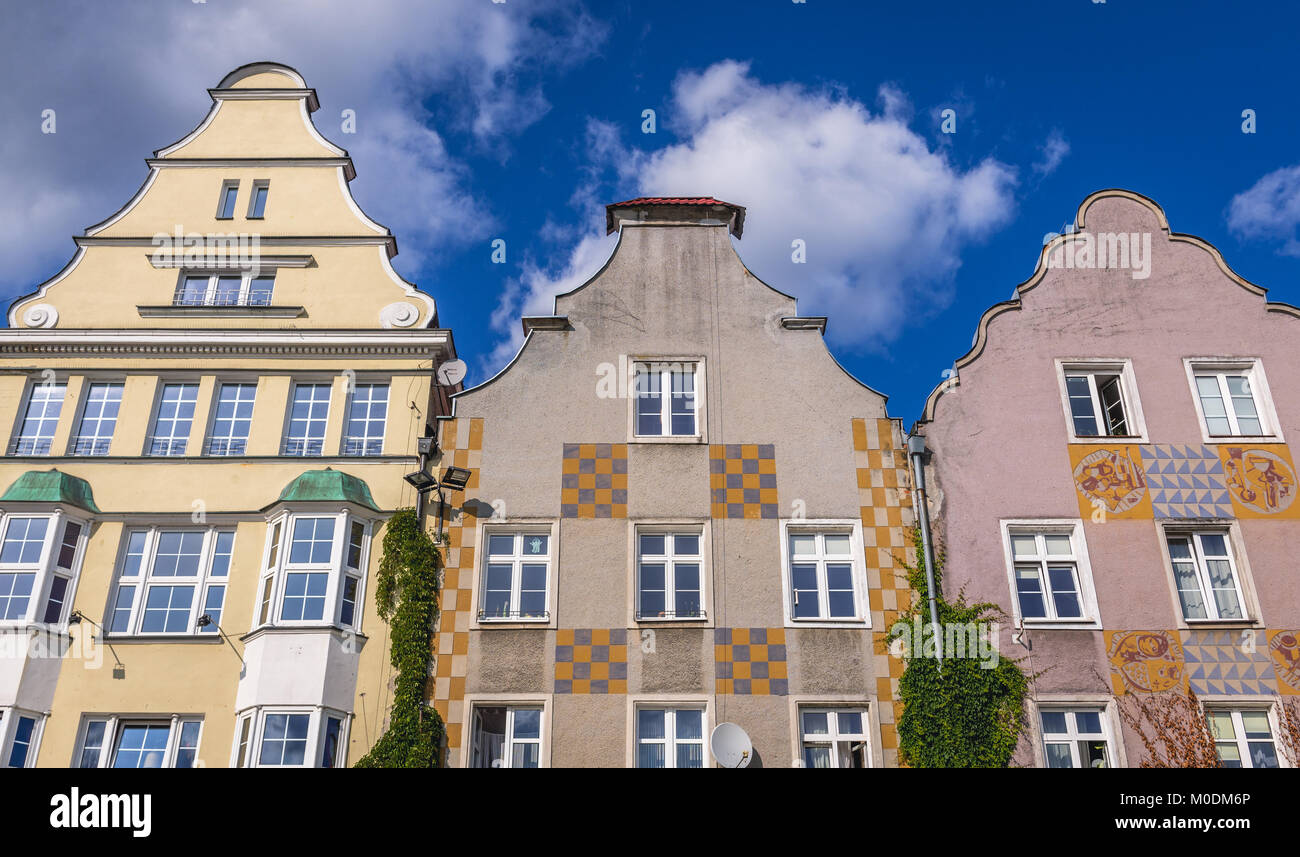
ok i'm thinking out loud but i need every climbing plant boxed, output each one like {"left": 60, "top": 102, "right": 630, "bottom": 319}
{"left": 887, "top": 527, "right": 1030, "bottom": 767}
{"left": 355, "top": 507, "right": 446, "bottom": 768}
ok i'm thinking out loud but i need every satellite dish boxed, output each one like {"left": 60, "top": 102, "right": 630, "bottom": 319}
{"left": 710, "top": 722, "right": 752, "bottom": 768}
{"left": 436, "top": 359, "right": 468, "bottom": 387}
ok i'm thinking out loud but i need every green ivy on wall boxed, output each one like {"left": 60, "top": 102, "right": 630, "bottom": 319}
{"left": 355, "top": 508, "right": 446, "bottom": 768}
{"left": 887, "top": 527, "right": 1030, "bottom": 767}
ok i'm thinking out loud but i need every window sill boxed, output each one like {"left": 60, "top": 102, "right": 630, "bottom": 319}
{"left": 1179, "top": 619, "right": 1263, "bottom": 631}
{"left": 103, "top": 634, "right": 226, "bottom": 644}
{"left": 628, "top": 436, "right": 706, "bottom": 445}
{"left": 1067, "top": 435, "right": 1148, "bottom": 445}
{"left": 240, "top": 624, "right": 366, "bottom": 643}
{"left": 1019, "top": 619, "right": 1102, "bottom": 631}
{"left": 137, "top": 305, "right": 305, "bottom": 319}
{"left": 786, "top": 618, "right": 870, "bottom": 630}
{"left": 1204, "top": 435, "right": 1283, "bottom": 445}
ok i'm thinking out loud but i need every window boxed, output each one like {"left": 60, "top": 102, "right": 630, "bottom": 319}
{"left": 205, "top": 382, "right": 257, "bottom": 455}
{"left": 799, "top": 708, "right": 870, "bottom": 768}
{"left": 783, "top": 525, "right": 865, "bottom": 623}
{"left": 256, "top": 513, "right": 372, "bottom": 629}
{"left": 636, "top": 531, "right": 704, "bottom": 620}
{"left": 42, "top": 520, "right": 83, "bottom": 624}
{"left": 636, "top": 707, "right": 705, "bottom": 768}
{"left": 1208, "top": 709, "right": 1279, "bottom": 768}
{"left": 282, "top": 517, "right": 334, "bottom": 622}
{"left": 216, "top": 181, "right": 239, "bottom": 219}
{"left": 11, "top": 382, "right": 65, "bottom": 455}
{"left": 236, "top": 708, "right": 348, "bottom": 768}
{"left": 1166, "top": 532, "right": 1245, "bottom": 622}
{"left": 634, "top": 361, "right": 699, "bottom": 438}
{"left": 1011, "top": 532, "right": 1083, "bottom": 620}
{"left": 107, "top": 528, "right": 233, "bottom": 636}
{"left": 283, "top": 383, "right": 331, "bottom": 456}
{"left": 1040, "top": 709, "right": 1111, "bottom": 768}
{"left": 174, "top": 272, "right": 275, "bottom": 307}
{"left": 148, "top": 382, "right": 199, "bottom": 456}
{"left": 259, "top": 713, "right": 310, "bottom": 766}
{"left": 0, "top": 517, "right": 47, "bottom": 621}
{"left": 343, "top": 383, "right": 388, "bottom": 456}
{"left": 247, "top": 180, "right": 269, "bottom": 219}
{"left": 1186, "top": 361, "right": 1278, "bottom": 440}
{"left": 71, "top": 382, "right": 123, "bottom": 455}
{"left": 0, "top": 515, "right": 85, "bottom": 626}
{"left": 479, "top": 530, "right": 550, "bottom": 621}
{"left": 341, "top": 521, "right": 366, "bottom": 627}
{"left": 75, "top": 717, "right": 203, "bottom": 768}
{"left": 1063, "top": 369, "right": 1133, "bottom": 438}
{"left": 469, "top": 706, "right": 542, "bottom": 768}
{"left": 5, "top": 714, "right": 40, "bottom": 768}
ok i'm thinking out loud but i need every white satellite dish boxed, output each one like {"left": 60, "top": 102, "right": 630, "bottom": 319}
{"left": 710, "top": 722, "right": 753, "bottom": 768}
{"left": 436, "top": 359, "right": 468, "bottom": 387}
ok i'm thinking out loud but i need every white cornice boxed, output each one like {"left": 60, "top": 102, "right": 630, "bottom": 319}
{"left": 0, "top": 329, "right": 454, "bottom": 359}
{"left": 147, "top": 254, "right": 315, "bottom": 269}
{"left": 76, "top": 235, "right": 394, "bottom": 251}
{"left": 145, "top": 157, "right": 356, "bottom": 181}
{"left": 209, "top": 87, "right": 321, "bottom": 112}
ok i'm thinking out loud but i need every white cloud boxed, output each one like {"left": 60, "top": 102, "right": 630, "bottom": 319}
{"left": 0, "top": 0, "right": 604, "bottom": 292}
{"left": 488, "top": 60, "right": 1018, "bottom": 367}
{"left": 1228, "top": 165, "right": 1300, "bottom": 256}
{"left": 1033, "top": 128, "right": 1070, "bottom": 177}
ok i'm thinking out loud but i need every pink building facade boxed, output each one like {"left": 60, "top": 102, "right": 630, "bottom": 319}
{"left": 916, "top": 190, "right": 1300, "bottom": 768}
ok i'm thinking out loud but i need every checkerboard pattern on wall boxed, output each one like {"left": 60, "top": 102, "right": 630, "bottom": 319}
{"left": 431, "top": 417, "right": 484, "bottom": 752}
{"left": 714, "top": 627, "right": 788, "bottom": 695}
{"left": 561, "top": 443, "right": 628, "bottom": 518}
{"left": 709, "top": 444, "right": 778, "bottom": 519}
{"left": 555, "top": 628, "right": 628, "bottom": 694}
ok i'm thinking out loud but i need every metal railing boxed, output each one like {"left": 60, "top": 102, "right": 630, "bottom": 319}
{"left": 342, "top": 437, "right": 383, "bottom": 456}
{"left": 171, "top": 288, "right": 274, "bottom": 308}
{"left": 634, "top": 608, "right": 707, "bottom": 621}
{"left": 9, "top": 436, "right": 53, "bottom": 455}
{"left": 70, "top": 436, "right": 112, "bottom": 456}
{"left": 204, "top": 437, "right": 248, "bottom": 456}
{"left": 146, "top": 436, "right": 188, "bottom": 456}
{"left": 282, "top": 437, "right": 325, "bottom": 457}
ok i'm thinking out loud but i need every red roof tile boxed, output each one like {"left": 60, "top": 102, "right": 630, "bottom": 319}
{"left": 605, "top": 197, "right": 746, "bottom": 237}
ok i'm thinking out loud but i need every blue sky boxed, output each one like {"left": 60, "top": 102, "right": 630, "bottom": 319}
{"left": 5, "top": 0, "right": 1300, "bottom": 424}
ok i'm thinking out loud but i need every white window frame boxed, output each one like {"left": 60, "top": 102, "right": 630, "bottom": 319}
{"left": 794, "top": 703, "right": 873, "bottom": 769}
{"left": 778, "top": 519, "right": 869, "bottom": 628}
{"left": 1030, "top": 696, "right": 1125, "bottom": 769}
{"left": 462, "top": 695, "right": 551, "bottom": 769}
{"left": 0, "top": 510, "right": 88, "bottom": 629}
{"left": 146, "top": 380, "right": 200, "bottom": 456}
{"left": 215, "top": 180, "right": 239, "bottom": 219}
{"left": 633, "top": 524, "right": 708, "bottom": 622}
{"left": 473, "top": 523, "right": 557, "bottom": 625}
{"left": 628, "top": 357, "right": 706, "bottom": 443}
{"left": 1206, "top": 702, "right": 1287, "bottom": 769}
{"left": 73, "top": 714, "right": 204, "bottom": 769}
{"left": 69, "top": 380, "right": 125, "bottom": 456}
{"left": 253, "top": 510, "right": 372, "bottom": 631}
{"left": 204, "top": 381, "right": 258, "bottom": 456}
{"left": 1183, "top": 358, "right": 1282, "bottom": 443}
{"left": 173, "top": 271, "right": 277, "bottom": 308}
{"left": 341, "top": 381, "right": 390, "bottom": 456}
{"left": 282, "top": 381, "right": 332, "bottom": 456}
{"left": 230, "top": 706, "right": 349, "bottom": 769}
{"left": 10, "top": 379, "right": 66, "bottom": 456}
{"left": 999, "top": 519, "right": 1101, "bottom": 630}
{"left": 1055, "top": 359, "right": 1148, "bottom": 443}
{"left": 631, "top": 704, "right": 708, "bottom": 768}
{"left": 106, "top": 526, "right": 234, "bottom": 637}
{"left": 1158, "top": 523, "right": 1259, "bottom": 627}
{"left": 1, "top": 708, "right": 46, "bottom": 768}
{"left": 246, "top": 179, "right": 270, "bottom": 219}
{"left": 624, "top": 695, "right": 714, "bottom": 768}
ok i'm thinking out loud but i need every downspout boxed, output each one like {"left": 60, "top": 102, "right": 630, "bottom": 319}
{"left": 907, "top": 433, "right": 943, "bottom": 670}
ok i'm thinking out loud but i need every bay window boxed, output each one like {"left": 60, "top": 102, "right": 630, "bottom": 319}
{"left": 0, "top": 510, "right": 88, "bottom": 627}
{"left": 256, "top": 511, "right": 372, "bottom": 629}
{"left": 232, "top": 707, "right": 348, "bottom": 768}
{"left": 74, "top": 715, "right": 203, "bottom": 768}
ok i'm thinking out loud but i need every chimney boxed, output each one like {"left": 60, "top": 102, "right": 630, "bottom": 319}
{"left": 605, "top": 197, "right": 746, "bottom": 238}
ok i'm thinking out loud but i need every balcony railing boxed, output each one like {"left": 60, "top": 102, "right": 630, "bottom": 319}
{"left": 342, "top": 437, "right": 383, "bottom": 456}
{"left": 146, "top": 436, "right": 188, "bottom": 456}
{"left": 204, "top": 437, "right": 248, "bottom": 456}
{"left": 634, "top": 608, "right": 707, "bottom": 621}
{"left": 70, "top": 436, "right": 112, "bottom": 456}
{"left": 282, "top": 437, "right": 324, "bottom": 457}
{"left": 477, "top": 609, "right": 551, "bottom": 622}
{"left": 9, "top": 436, "right": 53, "bottom": 455}
{"left": 171, "top": 289, "right": 274, "bottom": 308}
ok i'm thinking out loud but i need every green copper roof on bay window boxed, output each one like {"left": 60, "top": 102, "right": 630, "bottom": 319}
{"left": 0, "top": 469, "right": 101, "bottom": 513}
{"left": 271, "top": 468, "right": 379, "bottom": 511}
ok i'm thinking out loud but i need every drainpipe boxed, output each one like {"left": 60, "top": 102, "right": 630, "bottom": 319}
{"left": 907, "top": 433, "right": 943, "bottom": 670}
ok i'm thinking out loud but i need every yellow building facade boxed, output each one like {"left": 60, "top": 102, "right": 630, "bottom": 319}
{"left": 0, "top": 63, "right": 456, "bottom": 768}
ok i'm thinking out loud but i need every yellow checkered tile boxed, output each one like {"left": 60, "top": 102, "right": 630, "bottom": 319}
{"left": 709, "top": 444, "right": 778, "bottom": 519}
{"left": 561, "top": 443, "right": 628, "bottom": 518}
